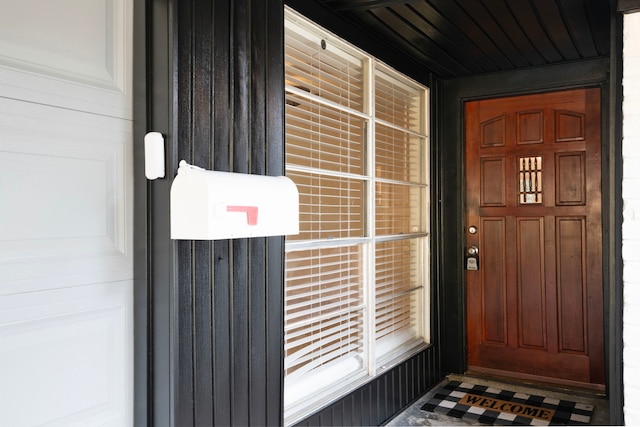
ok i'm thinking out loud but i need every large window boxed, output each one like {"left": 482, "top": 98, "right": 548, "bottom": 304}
{"left": 284, "top": 8, "right": 430, "bottom": 424}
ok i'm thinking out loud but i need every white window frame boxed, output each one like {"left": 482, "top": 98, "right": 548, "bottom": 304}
{"left": 283, "top": 7, "right": 430, "bottom": 425}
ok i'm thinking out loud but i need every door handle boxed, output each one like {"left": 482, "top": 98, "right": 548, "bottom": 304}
{"left": 468, "top": 246, "right": 479, "bottom": 256}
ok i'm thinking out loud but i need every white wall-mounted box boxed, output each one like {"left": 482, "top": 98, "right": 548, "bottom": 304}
{"left": 170, "top": 161, "right": 299, "bottom": 240}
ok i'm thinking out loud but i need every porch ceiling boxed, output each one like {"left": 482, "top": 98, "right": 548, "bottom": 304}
{"left": 299, "top": 0, "right": 611, "bottom": 78}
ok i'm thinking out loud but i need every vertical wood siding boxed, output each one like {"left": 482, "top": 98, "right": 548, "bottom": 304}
{"left": 294, "top": 347, "right": 442, "bottom": 426}
{"left": 173, "top": 0, "right": 285, "bottom": 425}
{"left": 143, "top": 0, "right": 285, "bottom": 425}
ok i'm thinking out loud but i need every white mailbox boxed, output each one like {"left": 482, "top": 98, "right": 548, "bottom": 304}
{"left": 170, "top": 160, "right": 299, "bottom": 240}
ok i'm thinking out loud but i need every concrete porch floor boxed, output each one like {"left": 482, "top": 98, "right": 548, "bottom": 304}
{"left": 385, "top": 374, "right": 609, "bottom": 426}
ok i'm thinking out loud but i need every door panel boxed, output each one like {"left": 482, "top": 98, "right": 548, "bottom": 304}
{"left": 479, "top": 217, "right": 507, "bottom": 345}
{"left": 0, "top": 99, "right": 132, "bottom": 294}
{"left": 480, "top": 157, "right": 506, "bottom": 206}
{"left": 465, "top": 88, "right": 604, "bottom": 389}
{"left": 517, "top": 216, "right": 545, "bottom": 349}
{"left": 556, "top": 152, "right": 586, "bottom": 205}
{"left": 0, "top": 282, "right": 130, "bottom": 426}
{"left": 517, "top": 110, "right": 544, "bottom": 144}
{"left": 0, "top": 0, "right": 132, "bottom": 117}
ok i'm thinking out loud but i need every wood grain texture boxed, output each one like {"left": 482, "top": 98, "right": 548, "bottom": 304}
{"left": 465, "top": 88, "right": 604, "bottom": 388}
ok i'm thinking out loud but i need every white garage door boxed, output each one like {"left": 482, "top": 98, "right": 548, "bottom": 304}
{"left": 0, "top": 1, "right": 133, "bottom": 425}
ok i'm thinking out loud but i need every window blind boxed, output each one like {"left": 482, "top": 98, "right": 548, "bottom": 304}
{"left": 374, "top": 239, "right": 424, "bottom": 361}
{"left": 285, "top": 19, "right": 365, "bottom": 113}
{"left": 372, "top": 68, "right": 427, "bottom": 364}
{"left": 287, "top": 170, "right": 365, "bottom": 240}
{"left": 375, "top": 182, "right": 423, "bottom": 235}
{"left": 375, "top": 124, "right": 424, "bottom": 183}
{"left": 375, "top": 70, "right": 424, "bottom": 132}
{"left": 284, "top": 245, "right": 366, "bottom": 409}
{"left": 286, "top": 96, "right": 365, "bottom": 175}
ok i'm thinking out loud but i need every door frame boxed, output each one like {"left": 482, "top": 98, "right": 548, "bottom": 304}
{"left": 437, "top": 56, "right": 622, "bottom": 423}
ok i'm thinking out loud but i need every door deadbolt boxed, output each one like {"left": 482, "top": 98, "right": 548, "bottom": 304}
{"left": 468, "top": 226, "right": 478, "bottom": 234}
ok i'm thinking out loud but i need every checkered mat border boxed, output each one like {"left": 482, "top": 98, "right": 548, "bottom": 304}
{"left": 421, "top": 381, "right": 593, "bottom": 425}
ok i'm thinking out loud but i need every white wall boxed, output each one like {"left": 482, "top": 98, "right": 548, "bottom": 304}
{"left": 623, "top": 11, "right": 640, "bottom": 425}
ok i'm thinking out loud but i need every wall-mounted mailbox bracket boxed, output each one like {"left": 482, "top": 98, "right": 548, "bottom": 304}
{"left": 170, "top": 160, "right": 299, "bottom": 240}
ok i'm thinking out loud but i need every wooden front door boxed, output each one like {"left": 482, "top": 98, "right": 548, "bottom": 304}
{"left": 465, "top": 88, "right": 604, "bottom": 389}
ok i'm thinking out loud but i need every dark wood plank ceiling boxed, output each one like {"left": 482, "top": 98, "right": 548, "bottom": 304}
{"left": 287, "top": 0, "right": 611, "bottom": 79}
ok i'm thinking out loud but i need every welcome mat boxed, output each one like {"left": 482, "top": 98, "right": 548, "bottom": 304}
{"left": 421, "top": 381, "right": 593, "bottom": 425}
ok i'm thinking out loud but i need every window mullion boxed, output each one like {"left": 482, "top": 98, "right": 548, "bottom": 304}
{"left": 364, "top": 56, "right": 377, "bottom": 377}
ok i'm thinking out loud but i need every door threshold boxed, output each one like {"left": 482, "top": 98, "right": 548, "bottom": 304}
{"left": 462, "top": 369, "right": 607, "bottom": 399}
